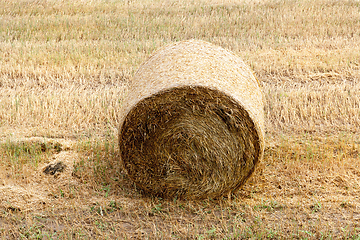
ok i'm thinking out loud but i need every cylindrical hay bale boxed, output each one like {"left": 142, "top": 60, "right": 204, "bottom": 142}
{"left": 119, "top": 40, "right": 264, "bottom": 200}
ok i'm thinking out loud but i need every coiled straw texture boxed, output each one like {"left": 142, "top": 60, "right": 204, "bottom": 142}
{"left": 119, "top": 40, "right": 264, "bottom": 200}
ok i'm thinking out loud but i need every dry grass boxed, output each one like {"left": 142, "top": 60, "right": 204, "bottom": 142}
{"left": 1, "top": 135, "right": 359, "bottom": 238}
{"left": 0, "top": 0, "right": 360, "bottom": 238}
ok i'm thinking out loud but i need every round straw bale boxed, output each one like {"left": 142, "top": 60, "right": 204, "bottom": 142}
{"left": 119, "top": 40, "right": 264, "bottom": 200}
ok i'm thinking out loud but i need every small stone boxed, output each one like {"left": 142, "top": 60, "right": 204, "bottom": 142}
{"left": 43, "top": 162, "right": 66, "bottom": 175}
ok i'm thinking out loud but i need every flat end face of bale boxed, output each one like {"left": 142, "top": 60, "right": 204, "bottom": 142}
{"left": 119, "top": 86, "right": 261, "bottom": 200}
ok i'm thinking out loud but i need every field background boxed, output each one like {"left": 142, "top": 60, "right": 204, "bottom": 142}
{"left": 0, "top": 0, "right": 360, "bottom": 238}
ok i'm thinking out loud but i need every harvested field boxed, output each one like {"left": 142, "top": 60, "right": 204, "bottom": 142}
{"left": 0, "top": 0, "right": 360, "bottom": 238}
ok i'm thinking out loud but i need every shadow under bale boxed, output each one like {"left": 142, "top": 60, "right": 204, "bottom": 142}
{"left": 119, "top": 40, "right": 264, "bottom": 200}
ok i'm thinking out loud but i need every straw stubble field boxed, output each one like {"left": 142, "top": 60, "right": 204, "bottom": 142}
{"left": 0, "top": 0, "right": 360, "bottom": 238}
